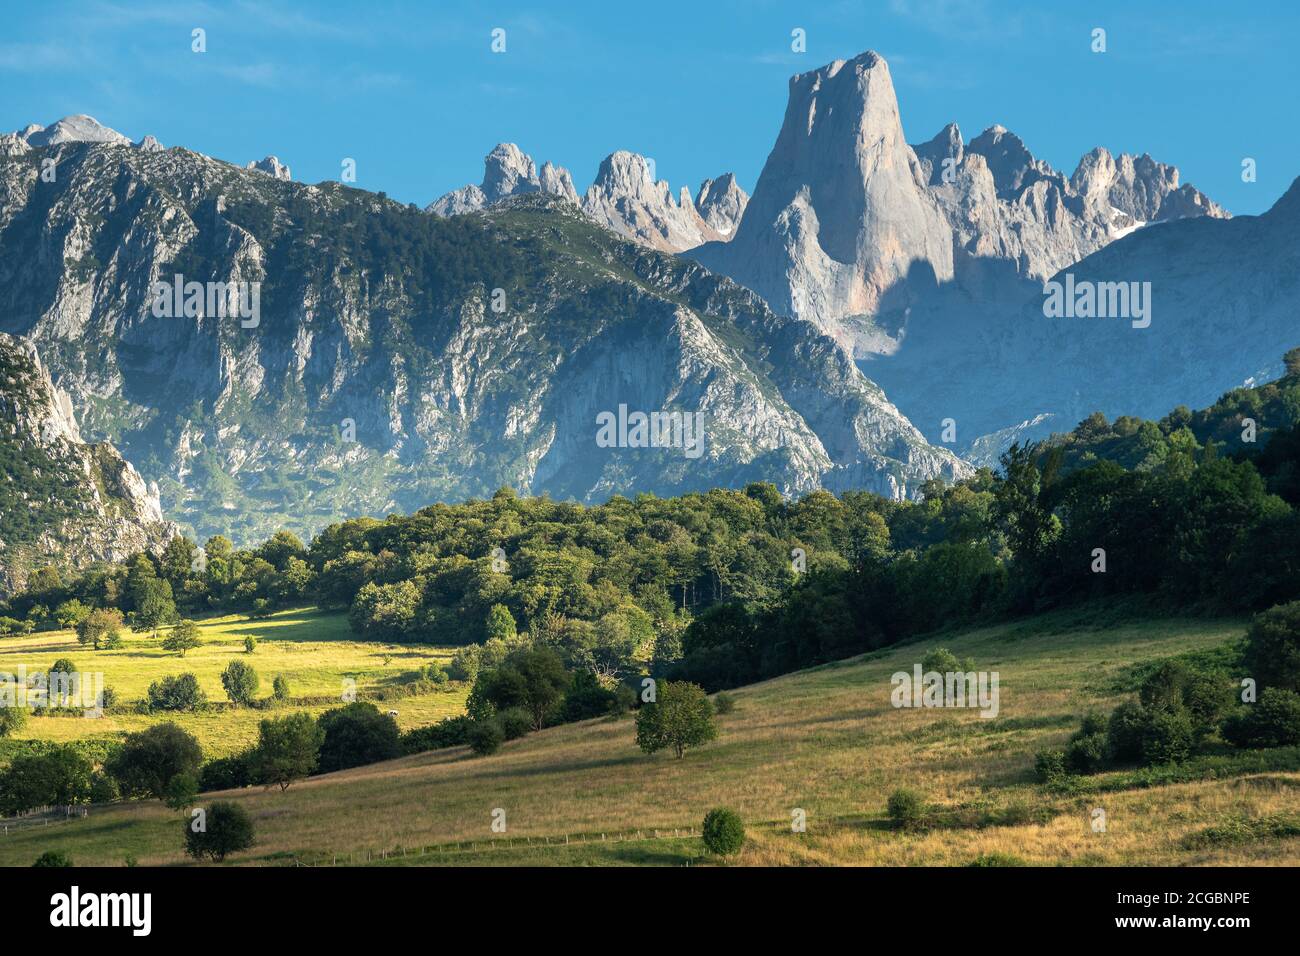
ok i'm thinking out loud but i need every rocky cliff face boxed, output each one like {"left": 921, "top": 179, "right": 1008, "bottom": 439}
{"left": 689, "top": 51, "right": 1228, "bottom": 361}
{"left": 0, "top": 126, "right": 966, "bottom": 546}
{"left": 0, "top": 333, "right": 175, "bottom": 596}
{"left": 429, "top": 143, "right": 748, "bottom": 253}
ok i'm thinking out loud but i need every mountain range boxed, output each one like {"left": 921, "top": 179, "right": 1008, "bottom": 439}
{"left": 0, "top": 47, "right": 1295, "bottom": 581}
{"left": 0, "top": 116, "right": 965, "bottom": 558}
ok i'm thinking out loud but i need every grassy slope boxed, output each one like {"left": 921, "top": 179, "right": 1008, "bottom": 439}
{"left": 0, "top": 608, "right": 468, "bottom": 758}
{"left": 3, "top": 606, "right": 1298, "bottom": 867}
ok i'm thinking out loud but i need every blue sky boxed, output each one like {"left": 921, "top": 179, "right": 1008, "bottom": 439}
{"left": 2, "top": 0, "right": 1295, "bottom": 214}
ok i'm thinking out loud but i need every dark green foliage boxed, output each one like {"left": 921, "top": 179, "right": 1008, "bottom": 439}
{"left": 1106, "top": 699, "right": 1149, "bottom": 764}
{"left": 468, "top": 718, "right": 504, "bottom": 756}
{"left": 0, "top": 745, "right": 93, "bottom": 814}
{"left": 88, "top": 771, "right": 119, "bottom": 804}
{"left": 1140, "top": 707, "right": 1196, "bottom": 765}
{"left": 560, "top": 670, "right": 621, "bottom": 722}
{"left": 33, "top": 851, "right": 72, "bottom": 867}
{"left": 497, "top": 707, "right": 533, "bottom": 741}
{"left": 315, "top": 702, "right": 402, "bottom": 774}
{"left": 198, "top": 752, "right": 258, "bottom": 792}
{"left": 1244, "top": 601, "right": 1300, "bottom": 693}
{"left": 887, "top": 788, "right": 926, "bottom": 830}
{"left": 469, "top": 647, "right": 570, "bottom": 730}
{"left": 0, "top": 705, "right": 27, "bottom": 737}
{"left": 146, "top": 673, "right": 207, "bottom": 712}
{"left": 400, "top": 715, "right": 474, "bottom": 754}
{"left": 184, "top": 801, "right": 255, "bottom": 862}
{"left": 107, "top": 723, "right": 204, "bottom": 800}
{"left": 1221, "top": 689, "right": 1300, "bottom": 748}
{"left": 1034, "top": 749, "right": 1067, "bottom": 783}
{"left": 701, "top": 807, "right": 745, "bottom": 856}
{"left": 1065, "top": 716, "right": 1110, "bottom": 774}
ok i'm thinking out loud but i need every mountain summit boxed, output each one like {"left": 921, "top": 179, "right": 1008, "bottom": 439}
{"left": 690, "top": 50, "right": 1228, "bottom": 358}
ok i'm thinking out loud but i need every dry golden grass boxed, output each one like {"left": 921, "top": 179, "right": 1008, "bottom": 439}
{"left": 2, "top": 609, "right": 1297, "bottom": 867}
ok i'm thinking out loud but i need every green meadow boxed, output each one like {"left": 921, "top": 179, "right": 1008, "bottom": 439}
{"left": 0, "top": 608, "right": 468, "bottom": 758}
{"left": 3, "top": 607, "right": 1297, "bottom": 867}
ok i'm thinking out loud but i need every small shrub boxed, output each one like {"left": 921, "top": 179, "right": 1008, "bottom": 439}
{"left": 1106, "top": 699, "right": 1148, "bottom": 764}
{"left": 33, "top": 851, "right": 72, "bottom": 867}
{"left": 468, "top": 718, "right": 504, "bottom": 756}
{"left": 968, "top": 852, "right": 1026, "bottom": 867}
{"left": 1141, "top": 707, "right": 1195, "bottom": 765}
{"left": 424, "top": 663, "right": 448, "bottom": 686}
{"left": 1222, "top": 689, "right": 1300, "bottom": 748}
{"left": 1034, "top": 748, "right": 1067, "bottom": 782}
{"left": 244, "top": 636, "right": 256, "bottom": 654}
{"left": 272, "top": 674, "right": 291, "bottom": 701}
{"left": 921, "top": 648, "right": 961, "bottom": 673}
{"left": 887, "top": 788, "right": 926, "bottom": 830}
{"left": 1065, "top": 731, "right": 1108, "bottom": 775}
{"left": 184, "top": 801, "right": 255, "bottom": 862}
{"left": 146, "top": 673, "right": 207, "bottom": 712}
{"left": 712, "top": 692, "right": 736, "bottom": 715}
{"left": 701, "top": 807, "right": 745, "bottom": 856}
{"left": 401, "top": 715, "right": 474, "bottom": 754}
{"left": 497, "top": 707, "right": 532, "bottom": 741}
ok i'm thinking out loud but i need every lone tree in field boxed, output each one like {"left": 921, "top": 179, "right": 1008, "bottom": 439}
{"left": 76, "top": 608, "right": 124, "bottom": 650}
{"left": 221, "top": 660, "right": 260, "bottom": 706}
{"left": 254, "top": 712, "right": 324, "bottom": 791}
{"left": 635, "top": 680, "right": 717, "bottom": 758}
{"left": 162, "top": 619, "right": 202, "bottom": 657}
{"left": 184, "top": 801, "right": 255, "bottom": 862}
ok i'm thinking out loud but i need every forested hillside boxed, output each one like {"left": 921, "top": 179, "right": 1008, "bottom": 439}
{"left": 5, "top": 351, "right": 1299, "bottom": 696}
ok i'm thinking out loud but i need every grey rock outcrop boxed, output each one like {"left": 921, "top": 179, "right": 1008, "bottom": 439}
{"left": 0, "top": 333, "right": 176, "bottom": 596}
{"left": 429, "top": 143, "right": 577, "bottom": 215}
{"left": 579, "top": 151, "right": 731, "bottom": 253}
{"left": 695, "top": 173, "right": 749, "bottom": 236}
{"left": 18, "top": 114, "right": 131, "bottom": 148}
{"left": 247, "top": 155, "right": 291, "bottom": 180}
